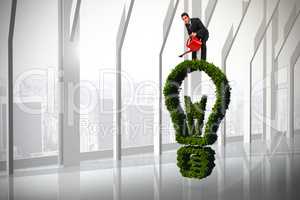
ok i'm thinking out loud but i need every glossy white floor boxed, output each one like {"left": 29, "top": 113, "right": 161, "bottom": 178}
{"left": 0, "top": 133, "right": 300, "bottom": 200}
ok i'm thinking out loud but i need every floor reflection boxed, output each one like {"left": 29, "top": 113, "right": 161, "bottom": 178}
{"left": 0, "top": 135, "right": 300, "bottom": 200}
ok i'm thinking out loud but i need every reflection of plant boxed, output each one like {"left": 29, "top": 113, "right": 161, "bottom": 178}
{"left": 163, "top": 60, "right": 231, "bottom": 179}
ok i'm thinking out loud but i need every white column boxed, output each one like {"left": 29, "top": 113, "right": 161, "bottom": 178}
{"left": 0, "top": 104, "right": 2, "bottom": 150}
{"left": 155, "top": 0, "right": 179, "bottom": 156}
{"left": 183, "top": 0, "right": 189, "bottom": 96}
{"left": 220, "top": 26, "right": 233, "bottom": 146}
{"left": 58, "top": 0, "right": 81, "bottom": 167}
{"left": 188, "top": 0, "right": 202, "bottom": 99}
{"left": 265, "top": 29, "right": 274, "bottom": 148}
{"left": 115, "top": 0, "right": 135, "bottom": 160}
{"left": 262, "top": 0, "right": 267, "bottom": 141}
{"left": 262, "top": 37, "right": 267, "bottom": 140}
{"left": 287, "top": 66, "right": 294, "bottom": 140}
{"left": 287, "top": 42, "right": 300, "bottom": 139}
{"left": 7, "top": 0, "right": 17, "bottom": 175}
{"left": 205, "top": 0, "right": 218, "bottom": 27}
{"left": 243, "top": 63, "right": 251, "bottom": 144}
{"left": 266, "top": 5, "right": 279, "bottom": 149}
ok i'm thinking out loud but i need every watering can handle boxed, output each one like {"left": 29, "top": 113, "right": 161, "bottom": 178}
{"left": 186, "top": 36, "right": 200, "bottom": 46}
{"left": 186, "top": 37, "right": 192, "bottom": 46}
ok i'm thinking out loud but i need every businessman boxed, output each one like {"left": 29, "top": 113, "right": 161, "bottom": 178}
{"left": 181, "top": 12, "right": 209, "bottom": 60}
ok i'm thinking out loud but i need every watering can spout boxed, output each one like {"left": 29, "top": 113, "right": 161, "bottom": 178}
{"left": 179, "top": 50, "right": 192, "bottom": 58}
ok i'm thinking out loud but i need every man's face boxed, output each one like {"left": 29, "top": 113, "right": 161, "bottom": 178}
{"left": 182, "top": 15, "right": 189, "bottom": 24}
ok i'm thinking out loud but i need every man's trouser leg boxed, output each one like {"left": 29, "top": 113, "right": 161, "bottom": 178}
{"left": 201, "top": 41, "right": 207, "bottom": 61}
{"left": 192, "top": 51, "right": 197, "bottom": 60}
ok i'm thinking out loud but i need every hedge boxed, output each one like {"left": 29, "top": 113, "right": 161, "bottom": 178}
{"left": 163, "top": 60, "right": 231, "bottom": 146}
{"left": 177, "top": 146, "right": 215, "bottom": 179}
{"left": 163, "top": 60, "right": 231, "bottom": 179}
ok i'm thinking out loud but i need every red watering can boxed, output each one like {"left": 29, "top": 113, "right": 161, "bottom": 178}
{"left": 179, "top": 36, "right": 202, "bottom": 58}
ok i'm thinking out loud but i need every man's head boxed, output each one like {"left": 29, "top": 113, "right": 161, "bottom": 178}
{"left": 181, "top": 12, "right": 190, "bottom": 24}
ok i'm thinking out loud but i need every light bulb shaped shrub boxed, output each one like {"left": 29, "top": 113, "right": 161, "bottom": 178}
{"left": 163, "top": 60, "right": 231, "bottom": 179}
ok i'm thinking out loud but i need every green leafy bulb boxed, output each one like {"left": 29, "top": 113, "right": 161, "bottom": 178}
{"left": 163, "top": 60, "right": 231, "bottom": 179}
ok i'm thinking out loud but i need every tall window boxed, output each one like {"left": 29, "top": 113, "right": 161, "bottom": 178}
{"left": 12, "top": 0, "right": 59, "bottom": 159}
{"left": 0, "top": 0, "right": 11, "bottom": 172}
{"left": 79, "top": 0, "right": 127, "bottom": 152}
{"left": 121, "top": 0, "right": 168, "bottom": 148}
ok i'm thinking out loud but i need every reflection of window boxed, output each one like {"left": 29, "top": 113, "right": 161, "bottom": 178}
{"left": 0, "top": 103, "right": 7, "bottom": 162}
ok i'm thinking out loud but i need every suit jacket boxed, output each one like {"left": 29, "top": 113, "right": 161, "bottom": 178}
{"left": 185, "top": 18, "right": 209, "bottom": 42}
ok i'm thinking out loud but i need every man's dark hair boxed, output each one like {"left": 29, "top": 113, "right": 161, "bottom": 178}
{"left": 181, "top": 12, "right": 189, "bottom": 18}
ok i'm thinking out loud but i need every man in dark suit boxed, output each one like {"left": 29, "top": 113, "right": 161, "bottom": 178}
{"left": 181, "top": 12, "right": 209, "bottom": 60}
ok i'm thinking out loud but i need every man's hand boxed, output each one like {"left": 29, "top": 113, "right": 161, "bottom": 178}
{"left": 190, "top": 32, "right": 197, "bottom": 37}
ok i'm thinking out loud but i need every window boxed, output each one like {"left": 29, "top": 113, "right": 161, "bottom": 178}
{"left": 79, "top": 0, "right": 126, "bottom": 152}
{"left": 13, "top": 0, "right": 59, "bottom": 159}
{"left": 0, "top": 0, "right": 11, "bottom": 172}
